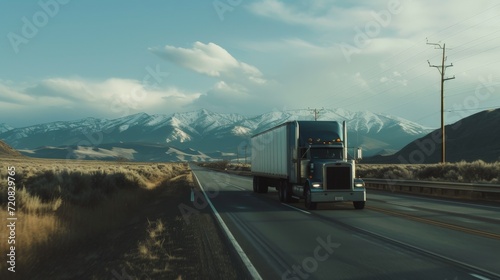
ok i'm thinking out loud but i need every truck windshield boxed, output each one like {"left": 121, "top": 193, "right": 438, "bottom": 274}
{"left": 310, "top": 148, "right": 342, "bottom": 159}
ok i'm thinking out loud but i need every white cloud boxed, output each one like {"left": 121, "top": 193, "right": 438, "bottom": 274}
{"left": 247, "top": 0, "right": 353, "bottom": 30}
{"left": 0, "top": 83, "right": 35, "bottom": 105}
{"left": 0, "top": 78, "right": 201, "bottom": 127}
{"left": 149, "top": 41, "right": 266, "bottom": 84}
{"left": 246, "top": 0, "right": 411, "bottom": 32}
{"left": 191, "top": 81, "right": 251, "bottom": 112}
{"left": 147, "top": 41, "right": 272, "bottom": 115}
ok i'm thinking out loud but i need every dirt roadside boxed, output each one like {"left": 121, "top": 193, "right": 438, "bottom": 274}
{"left": 14, "top": 170, "right": 251, "bottom": 280}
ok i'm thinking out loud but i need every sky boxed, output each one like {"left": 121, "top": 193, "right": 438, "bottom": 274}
{"left": 1, "top": 0, "right": 500, "bottom": 128}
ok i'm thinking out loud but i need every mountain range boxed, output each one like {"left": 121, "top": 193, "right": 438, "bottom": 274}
{"left": 0, "top": 108, "right": 433, "bottom": 162}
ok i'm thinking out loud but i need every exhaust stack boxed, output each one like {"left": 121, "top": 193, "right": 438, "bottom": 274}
{"left": 343, "top": 121, "right": 347, "bottom": 161}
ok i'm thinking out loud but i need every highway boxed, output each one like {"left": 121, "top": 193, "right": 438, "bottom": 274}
{"left": 190, "top": 165, "right": 500, "bottom": 280}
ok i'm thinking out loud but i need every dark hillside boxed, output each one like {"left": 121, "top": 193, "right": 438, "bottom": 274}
{"left": 367, "top": 108, "right": 500, "bottom": 163}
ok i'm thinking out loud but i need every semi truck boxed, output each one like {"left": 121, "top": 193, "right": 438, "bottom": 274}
{"left": 251, "top": 121, "right": 366, "bottom": 210}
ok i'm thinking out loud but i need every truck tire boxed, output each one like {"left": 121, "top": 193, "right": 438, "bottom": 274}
{"left": 353, "top": 201, "right": 365, "bottom": 209}
{"left": 304, "top": 187, "right": 317, "bottom": 210}
{"left": 278, "top": 182, "right": 284, "bottom": 202}
{"left": 283, "top": 181, "right": 292, "bottom": 203}
{"left": 254, "top": 177, "right": 268, "bottom": 193}
{"left": 278, "top": 180, "right": 291, "bottom": 203}
{"left": 253, "top": 177, "right": 259, "bottom": 193}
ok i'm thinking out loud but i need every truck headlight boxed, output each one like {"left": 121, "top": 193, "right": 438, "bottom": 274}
{"left": 354, "top": 179, "right": 365, "bottom": 188}
{"left": 312, "top": 183, "right": 322, "bottom": 188}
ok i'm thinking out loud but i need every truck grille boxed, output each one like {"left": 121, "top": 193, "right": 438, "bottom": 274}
{"left": 325, "top": 166, "right": 351, "bottom": 190}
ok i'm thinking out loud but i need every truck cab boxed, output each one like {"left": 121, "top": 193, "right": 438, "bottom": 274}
{"left": 294, "top": 136, "right": 365, "bottom": 210}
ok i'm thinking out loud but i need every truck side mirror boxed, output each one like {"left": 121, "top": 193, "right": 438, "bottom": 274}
{"left": 355, "top": 148, "right": 362, "bottom": 160}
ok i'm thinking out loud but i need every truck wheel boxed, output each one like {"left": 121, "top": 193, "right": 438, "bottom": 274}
{"left": 305, "top": 187, "right": 317, "bottom": 210}
{"left": 253, "top": 177, "right": 259, "bottom": 193}
{"left": 278, "top": 180, "right": 291, "bottom": 203}
{"left": 255, "top": 177, "right": 268, "bottom": 193}
{"left": 283, "top": 181, "right": 292, "bottom": 203}
{"left": 278, "top": 183, "right": 284, "bottom": 202}
{"left": 353, "top": 201, "right": 365, "bottom": 209}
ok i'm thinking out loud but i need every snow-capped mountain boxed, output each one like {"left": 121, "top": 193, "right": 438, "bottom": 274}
{"left": 0, "top": 108, "right": 433, "bottom": 161}
{"left": 0, "top": 123, "right": 13, "bottom": 134}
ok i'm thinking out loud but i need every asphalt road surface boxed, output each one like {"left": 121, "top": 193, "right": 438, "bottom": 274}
{"left": 190, "top": 164, "right": 500, "bottom": 280}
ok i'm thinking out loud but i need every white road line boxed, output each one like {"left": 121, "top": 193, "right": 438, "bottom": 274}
{"left": 192, "top": 172, "right": 262, "bottom": 280}
{"left": 281, "top": 203, "right": 311, "bottom": 215}
{"left": 470, "top": 273, "right": 491, "bottom": 280}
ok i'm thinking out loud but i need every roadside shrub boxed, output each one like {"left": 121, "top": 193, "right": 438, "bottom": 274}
{"left": 442, "top": 169, "right": 463, "bottom": 182}
{"left": 121, "top": 172, "right": 145, "bottom": 189}
{"left": 66, "top": 171, "right": 92, "bottom": 196}
{"left": 357, "top": 165, "right": 415, "bottom": 180}
{"left": 359, "top": 161, "right": 500, "bottom": 183}
{"left": 23, "top": 171, "right": 62, "bottom": 202}
{"left": 457, "top": 160, "right": 500, "bottom": 183}
{"left": 382, "top": 166, "right": 413, "bottom": 180}
{"left": 90, "top": 170, "right": 108, "bottom": 189}
{"left": 415, "top": 164, "right": 444, "bottom": 181}
{"left": 12, "top": 165, "right": 154, "bottom": 208}
{"left": 99, "top": 173, "right": 118, "bottom": 195}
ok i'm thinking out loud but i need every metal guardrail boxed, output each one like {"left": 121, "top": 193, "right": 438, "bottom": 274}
{"left": 363, "top": 178, "right": 500, "bottom": 201}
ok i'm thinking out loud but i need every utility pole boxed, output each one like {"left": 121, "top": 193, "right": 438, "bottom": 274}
{"left": 427, "top": 40, "right": 455, "bottom": 164}
{"left": 308, "top": 107, "right": 324, "bottom": 121}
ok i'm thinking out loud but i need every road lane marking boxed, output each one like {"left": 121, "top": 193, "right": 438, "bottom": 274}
{"left": 470, "top": 273, "right": 491, "bottom": 280}
{"left": 281, "top": 203, "right": 311, "bottom": 215}
{"left": 192, "top": 171, "right": 262, "bottom": 280}
{"left": 367, "top": 206, "right": 500, "bottom": 240}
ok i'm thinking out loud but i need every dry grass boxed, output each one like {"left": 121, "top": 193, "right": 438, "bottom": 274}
{"left": 135, "top": 218, "right": 184, "bottom": 263}
{"left": 0, "top": 158, "right": 188, "bottom": 273}
{"left": 357, "top": 160, "right": 500, "bottom": 183}
{"left": 138, "top": 220, "right": 164, "bottom": 259}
